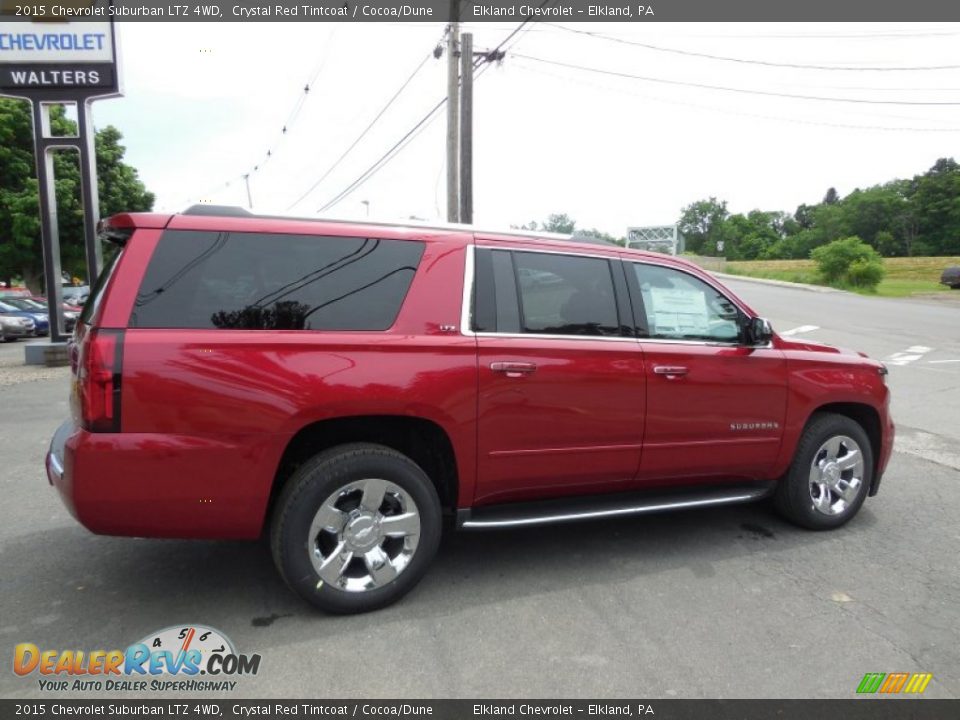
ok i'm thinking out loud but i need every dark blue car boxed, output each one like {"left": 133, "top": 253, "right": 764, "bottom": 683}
{"left": 0, "top": 300, "right": 48, "bottom": 336}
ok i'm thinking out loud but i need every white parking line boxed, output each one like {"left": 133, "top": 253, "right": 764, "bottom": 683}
{"left": 781, "top": 325, "right": 819, "bottom": 337}
{"left": 928, "top": 359, "right": 960, "bottom": 364}
{"left": 885, "top": 346, "right": 934, "bottom": 367}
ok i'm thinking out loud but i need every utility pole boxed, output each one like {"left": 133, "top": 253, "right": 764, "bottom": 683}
{"left": 459, "top": 32, "right": 473, "bottom": 224}
{"left": 445, "top": 2, "right": 460, "bottom": 223}
{"left": 243, "top": 173, "right": 253, "bottom": 209}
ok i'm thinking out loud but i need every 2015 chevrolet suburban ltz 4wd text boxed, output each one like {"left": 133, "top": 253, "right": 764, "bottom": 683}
{"left": 47, "top": 206, "right": 894, "bottom": 614}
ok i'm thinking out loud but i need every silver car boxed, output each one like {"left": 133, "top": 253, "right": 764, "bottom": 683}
{"left": 0, "top": 315, "right": 35, "bottom": 341}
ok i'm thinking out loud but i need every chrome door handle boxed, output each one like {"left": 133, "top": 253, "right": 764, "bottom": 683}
{"left": 490, "top": 361, "right": 537, "bottom": 378}
{"left": 653, "top": 365, "right": 688, "bottom": 377}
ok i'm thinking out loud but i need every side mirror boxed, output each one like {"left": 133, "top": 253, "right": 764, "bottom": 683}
{"left": 748, "top": 317, "right": 773, "bottom": 345}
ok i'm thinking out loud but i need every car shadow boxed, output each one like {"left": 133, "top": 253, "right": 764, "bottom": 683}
{"left": 0, "top": 499, "right": 879, "bottom": 661}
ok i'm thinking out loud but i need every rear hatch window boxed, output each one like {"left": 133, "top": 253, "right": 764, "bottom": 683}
{"left": 129, "top": 231, "right": 424, "bottom": 331}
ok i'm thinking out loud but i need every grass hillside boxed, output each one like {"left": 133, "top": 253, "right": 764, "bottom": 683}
{"left": 726, "top": 257, "right": 960, "bottom": 297}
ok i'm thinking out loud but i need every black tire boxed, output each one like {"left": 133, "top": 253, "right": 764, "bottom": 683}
{"left": 774, "top": 412, "right": 873, "bottom": 530}
{"left": 270, "top": 442, "right": 442, "bottom": 614}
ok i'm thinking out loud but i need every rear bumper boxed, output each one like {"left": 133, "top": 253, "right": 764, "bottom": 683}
{"left": 46, "top": 419, "right": 278, "bottom": 539}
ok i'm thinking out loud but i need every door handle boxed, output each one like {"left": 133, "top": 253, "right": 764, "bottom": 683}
{"left": 653, "top": 365, "right": 688, "bottom": 377}
{"left": 490, "top": 361, "right": 537, "bottom": 378}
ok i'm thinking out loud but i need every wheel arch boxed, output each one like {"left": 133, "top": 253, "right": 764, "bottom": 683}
{"left": 266, "top": 415, "right": 460, "bottom": 530}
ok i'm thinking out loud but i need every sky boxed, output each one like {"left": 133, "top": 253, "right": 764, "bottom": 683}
{"left": 88, "top": 21, "right": 960, "bottom": 236}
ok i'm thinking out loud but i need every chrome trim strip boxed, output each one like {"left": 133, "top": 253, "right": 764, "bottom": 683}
{"left": 489, "top": 443, "right": 644, "bottom": 458}
{"left": 459, "top": 244, "right": 773, "bottom": 349}
{"left": 475, "top": 332, "right": 637, "bottom": 344}
{"left": 460, "top": 244, "right": 476, "bottom": 337}
{"left": 472, "top": 331, "right": 766, "bottom": 348}
{"left": 644, "top": 437, "right": 778, "bottom": 450}
{"left": 476, "top": 244, "right": 620, "bottom": 261}
{"left": 461, "top": 488, "right": 768, "bottom": 529}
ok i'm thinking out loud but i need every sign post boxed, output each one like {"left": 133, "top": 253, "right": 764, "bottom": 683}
{"left": 0, "top": 1, "right": 121, "bottom": 348}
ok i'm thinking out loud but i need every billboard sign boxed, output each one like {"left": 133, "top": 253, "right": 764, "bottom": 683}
{"left": 0, "top": 1, "right": 119, "bottom": 97}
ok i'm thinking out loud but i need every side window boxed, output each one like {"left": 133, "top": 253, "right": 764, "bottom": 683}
{"left": 514, "top": 252, "right": 620, "bottom": 337}
{"left": 131, "top": 231, "right": 424, "bottom": 331}
{"left": 632, "top": 263, "right": 742, "bottom": 342}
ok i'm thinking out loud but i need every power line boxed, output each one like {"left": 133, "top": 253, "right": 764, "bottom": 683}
{"left": 309, "top": 12, "right": 544, "bottom": 215}
{"left": 184, "top": 34, "right": 337, "bottom": 206}
{"left": 511, "top": 60, "right": 960, "bottom": 134}
{"left": 315, "top": 102, "right": 444, "bottom": 214}
{"left": 286, "top": 51, "right": 435, "bottom": 211}
{"left": 315, "top": 61, "right": 502, "bottom": 215}
{"left": 543, "top": 23, "right": 960, "bottom": 72}
{"left": 257, "top": 41, "right": 336, "bottom": 173}
{"left": 511, "top": 53, "right": 960, "bottom": 106}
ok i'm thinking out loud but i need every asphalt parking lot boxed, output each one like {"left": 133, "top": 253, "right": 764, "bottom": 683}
{"left": 2, "top": 280, "right": 959, "bottom": 700}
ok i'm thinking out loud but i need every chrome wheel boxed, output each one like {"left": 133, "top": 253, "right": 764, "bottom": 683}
{"left": 808, "top": 435, "right": 865, "bottom": 516}
{"left": 308, "top": 478, "right": 421, "bottom": 593}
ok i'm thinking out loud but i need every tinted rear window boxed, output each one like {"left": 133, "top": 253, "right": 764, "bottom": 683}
{"left": 79, "top": 245, "right": 122, "bottom": 326}
{"left": 130, "top": 231, "right": 424, "bottom": 331}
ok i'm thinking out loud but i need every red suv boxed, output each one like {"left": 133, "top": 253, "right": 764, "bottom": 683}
{"left": 47, "top": 206, "right": 894, "bottom": 613}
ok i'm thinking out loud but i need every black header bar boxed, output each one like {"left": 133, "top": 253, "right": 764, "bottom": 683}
{"left": 1, "top": 0, "right": 959, "bottom": 22}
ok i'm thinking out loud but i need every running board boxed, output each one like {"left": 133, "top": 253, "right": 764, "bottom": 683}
{"left": 457, "top": 484, "right": 773, "bottom": 530}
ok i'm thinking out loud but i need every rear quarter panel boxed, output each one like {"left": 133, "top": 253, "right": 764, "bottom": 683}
{"left": 99, "top": 228, "right": 477, "bottom": 538}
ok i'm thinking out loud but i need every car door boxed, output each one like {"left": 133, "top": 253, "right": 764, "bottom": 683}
{"left": 625, "top": 260, "right": 787, "bottom": 484}
{"left": 471, "top": 243, "right": 646, "bottom": 506}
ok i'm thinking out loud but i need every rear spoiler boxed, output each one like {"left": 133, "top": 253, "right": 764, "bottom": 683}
{"left": 97, "top": 219, "right": 135, "bottom": 246}
{"left": 97, "top": 212, "right": 174, "bottom": 246}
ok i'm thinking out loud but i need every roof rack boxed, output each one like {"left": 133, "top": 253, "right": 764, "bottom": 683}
{"left": 178, "top": 205, "right": 617, "bottom": 246}
{"left": 183, "top": 204, "right": 254, "bottom": 217}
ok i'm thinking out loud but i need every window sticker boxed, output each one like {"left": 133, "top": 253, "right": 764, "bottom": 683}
{"left": 648, "top": 287, "right": 709, "bottom": 336}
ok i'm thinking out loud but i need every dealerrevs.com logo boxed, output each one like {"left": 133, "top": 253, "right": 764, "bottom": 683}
{"left": 13, "top": 625, "right": 261, "bottom": 693}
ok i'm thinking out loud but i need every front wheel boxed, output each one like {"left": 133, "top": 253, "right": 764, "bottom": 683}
{"left": 270, "top": 443, "right": 442, "bottom": 614}
{"left": 774, "top": 413, "right": 873, "bottom": 530}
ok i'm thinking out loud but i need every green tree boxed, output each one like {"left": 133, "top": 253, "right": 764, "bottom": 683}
{"left": 874, "top": 230, "right": 900, "bottom": 257}
{"left": 911, "top": 158, "right": 960, "bottom": 255}
{"left": 0, "top": 98, "right": 154, "bottom": 291}
{"left": 723, "top": 210, "right": 784, "bottom": 260}
{"left": 678, "top": 197, "right": 728, "bottom": 255}
{"left": 794, "top": 203, "right": 816, "bottom": 230}
{"left": 517, "top": 214, "right": 624, "bottom": 243}
{"left": 676, "top": 157, "right": 958, "bottom": 260}
{"left": 840, "top": 183, "right": 903, "bottom": 249}
{"left": 540, "top": 213, "right": 576, "bottom": 234}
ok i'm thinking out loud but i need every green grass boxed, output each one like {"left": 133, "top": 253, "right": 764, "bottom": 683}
{"left": 725, "top": 257, "right": 960, "bottom": 298}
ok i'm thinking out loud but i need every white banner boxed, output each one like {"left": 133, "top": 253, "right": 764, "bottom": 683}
{"left": 0, "top": 21, "right": 113, "bottom": 64}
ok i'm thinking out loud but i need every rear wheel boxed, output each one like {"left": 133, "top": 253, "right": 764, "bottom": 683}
{"left": 774, "top": 413, "right": 873, "bottom": 530}
{"left": 270, "top": 443, "right": 441, "bottom": 614}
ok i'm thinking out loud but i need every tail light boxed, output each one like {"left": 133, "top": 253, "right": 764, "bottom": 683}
{"left": 74, "top": 328, "right": 124, "bottom": 433}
